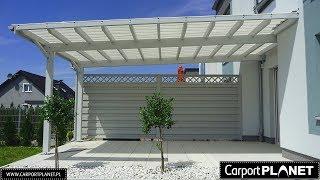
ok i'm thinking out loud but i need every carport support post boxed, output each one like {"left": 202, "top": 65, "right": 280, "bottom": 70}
{"left": 75, "top": 67, "right": 84, "bottom": 141}
{"left": 43, "top": 52, "right": 54, "bottom": 154}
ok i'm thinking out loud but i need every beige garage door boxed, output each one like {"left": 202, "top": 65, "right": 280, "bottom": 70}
{"left": 82, "top": 74, "right": 241, "bottom": 140}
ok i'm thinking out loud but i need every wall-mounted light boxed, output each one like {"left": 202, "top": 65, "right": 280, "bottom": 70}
{"left": 316, "top": 33, "right": 320, "bottom": 44}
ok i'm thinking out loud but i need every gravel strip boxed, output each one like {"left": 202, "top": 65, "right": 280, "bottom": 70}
{"left": 9, "top": 161, "right": 219, "bottom": 179}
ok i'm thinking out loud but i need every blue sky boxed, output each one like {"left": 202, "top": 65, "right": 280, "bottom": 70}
{"left": 0, "top": 0, "right": 215, "bottom": 88}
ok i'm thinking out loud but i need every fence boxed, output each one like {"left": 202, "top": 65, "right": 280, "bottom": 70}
{"left": 0, "top": 106, "right": 41, "bottom": 133}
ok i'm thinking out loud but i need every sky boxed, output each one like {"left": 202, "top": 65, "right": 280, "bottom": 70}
{"left": 0, "top": 0, "right": 215, "bottom": 88}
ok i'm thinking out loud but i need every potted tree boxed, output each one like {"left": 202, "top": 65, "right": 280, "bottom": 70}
{"left": 139, "top": 92, "right": 175, "bottom": 173}
{"left": 40, "top": 93, "right": 74, "bottom": 168}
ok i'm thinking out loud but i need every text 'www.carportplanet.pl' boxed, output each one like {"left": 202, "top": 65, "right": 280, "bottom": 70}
{"left": 0, "top": 168, "right": 67, "bottom": 180}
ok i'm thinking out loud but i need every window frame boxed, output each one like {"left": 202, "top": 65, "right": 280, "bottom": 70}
{"left": 254, "top": 0, "right": 274, "bottom": 14}
{"left": 22, "top": 83, "right": 32, "bottom": 93}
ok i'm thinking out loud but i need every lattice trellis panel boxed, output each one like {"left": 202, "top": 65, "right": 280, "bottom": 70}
{"left": 84, "top": 74, "right": 239, "bottom": 84}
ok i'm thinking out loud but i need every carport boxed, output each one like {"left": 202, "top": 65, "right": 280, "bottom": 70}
{"left": 9, "top": 12, "right": 299, "bottom": 153}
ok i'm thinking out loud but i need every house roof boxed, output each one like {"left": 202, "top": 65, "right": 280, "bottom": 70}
{"left": 9, "top": 13, "right": 299, "bottom": 68}
{"left": 0, "top": 70, "right": 74, "bottom": 99}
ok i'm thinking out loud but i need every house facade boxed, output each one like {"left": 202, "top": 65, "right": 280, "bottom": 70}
{"left": 207, "top": 0, "right": 320, "bottom": 160}
{"left": 0, "top": 70, "right": 74, "bottom": 107}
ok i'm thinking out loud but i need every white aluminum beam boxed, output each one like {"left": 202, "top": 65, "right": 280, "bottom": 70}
{"left": 97, "top": 50, "right": 112, "bottom": 63}
{"left": 193, "top": 46, "right": 202, "bottom": 59}
{"left": 48, "top": 29, "right": 71, "bottom": 44}
{"left": 10, "top": 13, "right": 299, "bottom": 30}
{"left": 80, "top": 54, "right": 260, "bottom": 67}
{"left": 46, "top": 34, "right": 276, "bottom": 52}
{"left": 157, "top": 23, "right": 161, "bottom": 40}
{"left": 101, "top": 26, "right": 115, "bottom": 42}
{"left": 129, "top": 24, "right": 144, "bottom": 61}
{"left": 74, "top": 27, "right": 94, "bottom": 43}
{"left": 226, "top": 44, "right": 243, "bottom": 57}
{"left": 243, "top": 44, "right": 263, "bottom": 57}
{"left": 43, "top": 52, "right": 54, "bottom": 154}
{"left": 272, "top": 18, "right": 297, "bottom": 35}
{"left": 209, "top": 45, "right": 223, "bottom": 58}
{"left": 75, "top": 67, "right": 84, "bottom": 142}
{"left": 226, "top": 20, "right": 244, "bottom": 37}
{"left": 204, "top": 22, "right": 215, "bottom": 38}
{"left": 77, "top": 51, "right": 97, "bottom": 63}
{"left": 249, "top": 19, "right": 271, "bottom": 37}
{"left": 258, "top": 43, "right": 277, "bottom": 55}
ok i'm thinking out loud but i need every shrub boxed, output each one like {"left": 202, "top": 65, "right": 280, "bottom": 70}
{"left": 20, "top": 109, "right": 34, "bottom": 146}
{"left": 3, "top": 108, "right": 18, "bottom": 146}
{"left": 140, "top": 92, "right": 175, "bottom": 173}
{"left": 66, "top": 131, "right": 73, "bottom": 142}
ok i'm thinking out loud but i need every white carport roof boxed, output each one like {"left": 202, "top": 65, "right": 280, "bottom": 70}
{"left": 9, "top": 13, "right": 299, "bottom": 68}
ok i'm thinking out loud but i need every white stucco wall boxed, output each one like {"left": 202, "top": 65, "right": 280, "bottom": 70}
{"left": 277, "top": 0, "right": 320, "bottom": 159}
{"left": 240, "top": 61, "right": 261, "bottom": 136}
{"left": 262, "top": 48, "right": 278, "bottom": 138}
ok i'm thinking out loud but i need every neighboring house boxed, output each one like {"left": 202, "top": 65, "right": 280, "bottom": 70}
{"left": 0, "top": 70, "right": 74, "bottom": 107}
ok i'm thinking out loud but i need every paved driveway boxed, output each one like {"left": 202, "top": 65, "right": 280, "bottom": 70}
{"left": 6, "top": 141, "right": 288, "bottom": 179}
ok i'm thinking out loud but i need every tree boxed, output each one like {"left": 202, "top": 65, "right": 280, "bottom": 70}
{"left": 20, "top": 107, "right": 34, "bottom": 146}
{"left": 40, "top": 93, "right": 74, "bottom": 168}
{"left": 139, "top": 92, "right": 175, "bottom": 173}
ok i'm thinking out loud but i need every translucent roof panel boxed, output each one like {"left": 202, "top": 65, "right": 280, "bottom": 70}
{"left": 141, "top": 48, "right": 159, "bottom": 59}
{"left": 65, "top": 51, "right": 90, "bottom": 61}
{"left": 185, "top": 22, "right": 210, "bottom": 38}
{"left": 251, "top": 43, "right": 276, "bottom": 55}
{"left": 216, "top": 45, "right": 237, "bottom": 56}
{"left": 55, "top": 28, "right": 86, "bottom": 42}
{"left": 233, "top": 44, "right": 256, "bottom": 55}
{"left": 209, "top": 21, "right": 237, "bottom": 36}
{"left": 81, "top": 27, "right": 109, "bottom": 42}
{"left": 134, "top": 24, "right": 157, "bottom": 40}
{"left": 234, "top": 20, "right": 262, "bottom": 36}
{"left": 102, "top": 50, "right": 124, "bottom": 60}
{"left": 161, "top": 47, "right": 178, "bottom": 58}
{"left": 258, "top": 19, "right": 285, "bottom": 35}
{"left": 180, "top": 46, "right": 198, "bottom": 57}
{"left": 160, "top": 23, "right": 183, "bottom": 39}
{"left": 123, "top": 49, "right": 142, "bottom": 60}
{"left": 85, "top": 50, "right": 106, "bottom": 60}
{"left": 107, "top": 25, "right": 133, "bottom": 40}
{"left": 198, "top": 45, "right": 217, "bottom": 56}
{"left": 11, "top": 13, "right": 299, "bottom": 67}
{"left": 29, "top": 29, "right": 62, "bottom": 43}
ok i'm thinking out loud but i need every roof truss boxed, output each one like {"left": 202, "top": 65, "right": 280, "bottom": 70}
{"left": 10, "top": 13, "right": 299, "bottom": 68}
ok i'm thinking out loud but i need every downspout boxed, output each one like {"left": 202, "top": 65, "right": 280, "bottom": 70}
{"left": 200, "top": 63, "right": 206, "bottom": 75}
{"left": 258, "top": 56, "right": 266, "bottom": 142}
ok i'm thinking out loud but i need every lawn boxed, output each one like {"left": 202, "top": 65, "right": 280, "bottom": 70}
{"left": 0, "top": 146, "right": 41, "bottom": 167}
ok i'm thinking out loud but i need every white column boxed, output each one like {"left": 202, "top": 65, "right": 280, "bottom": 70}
{"left": 42, "top": 53, "right": 54, "bottom": 153}
{"left": 76, "top": 67, "right": 84, "bottom": 141}
{"left": 73, "top": 69, "right": 79, "bottom": 141}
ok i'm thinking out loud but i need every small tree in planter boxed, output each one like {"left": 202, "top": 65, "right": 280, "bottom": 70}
{"left": 40, "top": 93, "right": 74, "bottom": 168}
{"left": 139, "top": 92, "right": 175, "bottom": 173}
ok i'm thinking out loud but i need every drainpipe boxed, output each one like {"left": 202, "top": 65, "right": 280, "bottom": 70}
{"left": 199, "top": 63, "right": 206, "bottom": 75}
{"left": 258, "top": 56, "right": 265, "bottom": 142}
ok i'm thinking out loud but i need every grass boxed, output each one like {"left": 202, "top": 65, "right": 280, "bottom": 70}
{"left": 0, "top": 146, "right": 42, "bottom": 167}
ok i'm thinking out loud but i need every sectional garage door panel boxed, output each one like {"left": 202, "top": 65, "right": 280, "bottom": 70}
{"left": 82, "top": 74, "right": 241, "bottom": 140}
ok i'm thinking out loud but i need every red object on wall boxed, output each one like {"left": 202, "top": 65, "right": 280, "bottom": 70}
{"left": 177, "top": 65, "right": 184, "bottom": 82}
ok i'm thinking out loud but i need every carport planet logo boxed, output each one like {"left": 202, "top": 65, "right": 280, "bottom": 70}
{"left": 220, "top": 161, "right": 319, "bottom": 179}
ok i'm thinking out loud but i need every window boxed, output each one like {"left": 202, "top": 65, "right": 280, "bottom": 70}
{"left": 22, "top": 83, "right": 32, "bottom": 92}
{"left": 255, "top": 0, "right": 274, "bottom": 13}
